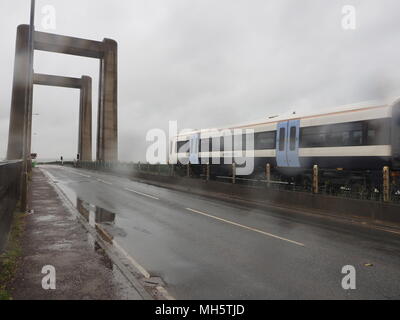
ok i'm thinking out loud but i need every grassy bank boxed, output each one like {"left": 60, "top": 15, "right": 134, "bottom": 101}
{"left": 0, "top": 211, "right": 26, "bottom": 300}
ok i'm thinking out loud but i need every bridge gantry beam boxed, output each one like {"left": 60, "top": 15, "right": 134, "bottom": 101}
{"left": 7, "top": 25, "right": 118, "bottom": 162}
{"left": 33, "top": 73, "right": 93, "bottom": 161}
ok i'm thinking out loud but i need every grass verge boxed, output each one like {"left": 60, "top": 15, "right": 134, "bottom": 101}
{"left": 0, "top": 211, "right": 26, "bottom": 300}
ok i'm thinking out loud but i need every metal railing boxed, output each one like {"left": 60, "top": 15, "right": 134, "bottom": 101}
{"left": 0, "top": 160, "right": 23, "bottom": 252}
{"left": 75, "top": 161, "right": 400, "bottom": 204}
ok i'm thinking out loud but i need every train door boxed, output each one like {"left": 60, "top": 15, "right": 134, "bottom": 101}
{"left": 287, "top": 120, "right": 301, "bottom": 167}
{"left": 276, "top": 120, "right": 301, "bottom": 168}
{"left": 392, "top": 102, "right": 400, "bottom": 169}
{"left": 276, "top": 122, "right": 289, "bottom": 167}
{"left": 189, "top": 133, "right": 200, "bottom": 165}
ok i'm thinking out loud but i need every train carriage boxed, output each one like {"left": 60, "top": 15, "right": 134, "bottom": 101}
{"left": 171, "top": 99, "right": 400, "bottom": 173}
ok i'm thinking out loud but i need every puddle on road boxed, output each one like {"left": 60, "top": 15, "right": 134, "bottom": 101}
{"left": 58, "top": 187, "right": 148, "bottom": 298}
{"left": 77, "top": 199, "right": 116, "bottom": 228}
{"left": 76, "top": 198, "right": 127, "bottom": 240}
{"left": 57, "top": 183, "right": 127, "bottom": 239}
{"left": 74, "top": 198, "right": 144, "bottom": 299}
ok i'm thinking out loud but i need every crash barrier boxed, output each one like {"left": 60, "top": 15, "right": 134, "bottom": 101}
{"left": 71, "top": 161, "right": 400, "bottom": 226}
{"left": 0, "top": 161, "right": 22, "bottom": 252}
{"left": 77, "top": 162, "right": 400, "bottom": 204}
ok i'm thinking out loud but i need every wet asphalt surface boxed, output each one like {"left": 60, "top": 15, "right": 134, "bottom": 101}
{"left": 11, "top": 169, "right": 142, "bottom": 300}
{"left": 42, "top": 165, "right": 400, "bottom": 300}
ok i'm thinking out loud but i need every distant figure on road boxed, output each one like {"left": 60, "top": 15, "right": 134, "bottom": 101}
{"left": 60, "top": 156, "right": 64, "bottom": 166}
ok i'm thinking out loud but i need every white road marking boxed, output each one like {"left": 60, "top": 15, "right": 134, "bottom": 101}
{"left": 124, "top": 188, "right": 160, "bottom": 200}
{"left": 97, "top": 179, "right": 113, "bottom": 186}
{"left": 186, "top": 208, "right": 305, "bottom": 247}
{"left": 112, "top": 241, "right": 151, "bottom": 279}
{"left": 76, "top": 173, "right": 91, "bottom": 178}
{"left": 113, "top": 239, "right": 175, "bottom": 300}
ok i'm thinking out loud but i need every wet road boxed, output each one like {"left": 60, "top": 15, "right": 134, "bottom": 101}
{"left": 42, "top": 165, "right": 400, "bottom": 300}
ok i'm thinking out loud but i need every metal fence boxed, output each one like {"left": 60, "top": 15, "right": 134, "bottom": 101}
{"left": 76, "top": 161, "right": 400, "bottom": 204}
{"left": 0, "top": 160, "right": 22, "bottom": 252}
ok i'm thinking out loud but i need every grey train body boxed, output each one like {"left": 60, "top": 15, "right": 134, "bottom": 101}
{"left": 172, "top": 100, "right": 400, "bottom": 177}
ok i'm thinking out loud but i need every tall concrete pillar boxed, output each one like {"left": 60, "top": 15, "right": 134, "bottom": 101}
{"left": 98, "top": 39, "right": 118, "bottom": 162}
{"left": 79, "top": 76, "right": 92, "bottom": 161}
{"left": 7, "top": 25, "right": 31, "bottom": 160}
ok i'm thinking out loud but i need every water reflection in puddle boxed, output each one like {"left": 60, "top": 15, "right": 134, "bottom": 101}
{"left": 51, "top": 180, "right": 151, "bottom": 299}
{"left": 77, "top": 199, "right": 116, "bottom": 227}
{"left": 74, "top": 199, "right": 141, "bottom": 299}
{"left": 76, "top": 198, "right": 127, "bottom": 241}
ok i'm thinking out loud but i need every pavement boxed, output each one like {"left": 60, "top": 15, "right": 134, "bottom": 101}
{"left": 10, "top": 168, "right": 144, "bottom": 300}
{"left": 16, "top": 165, "right": 400, "bottom": 300}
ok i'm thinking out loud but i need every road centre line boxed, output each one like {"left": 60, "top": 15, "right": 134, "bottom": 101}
{"left": 70, "top": 168, "right": 303, "bottom": 247}
{"left": 124, "top": 188, "right": 160, "bottom": 200}
{"left": 97, "top": 179, "right": 113, "bottom": 185}
{"left": 72, "top": 171, "right": 91, "bottom": 178}
{"left": 185, "top": 208, "right": 305, "bottom": 247}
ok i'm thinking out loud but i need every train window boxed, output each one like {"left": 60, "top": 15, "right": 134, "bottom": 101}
{"left": 255, "top": 132, "right": 276, "bottom": 150}
{"left": 366, "top": 119, "right": 391, "bottom": 145}
{"left": 351, "top": 130, "right": 363, "bottom": 145}
{"left": 338, "top": 122, "right": 363, "bottom": 146}
{"left": 233, "top": 135, "right": 244, "bottom": 151}
{"left": 301, "top": 126, "right": 328, "bottom": 148}
{"left": 279, "top": 128, "right": 286, "bottom": 151}
{"left": 200, "top": 139, "right": 210, "bottom": 153}
{"left": 368, "top": 129, "right": 376, "bottom": 141}
{"left": 289, "top": 127, "right": 297, "bottom": 151}
{"left": 328, "top": 131, "right": 343, "bottom": 146}
{"left": 212, "top": 137, "right": 221, "bottom": 152}
{"left": 221, "top": 135, "right": 233, "bottom": 151}
{"left": 302, "top": 121, "right": 367, "bottom": 148}
{"left": 342, "top": 132, "right": 350, "bottom": 144}
{"left": 177, "top": 140, "right": 189, "bottom": 153}
{"left": 244, "top": 133, "right": 255, "bottom": 150}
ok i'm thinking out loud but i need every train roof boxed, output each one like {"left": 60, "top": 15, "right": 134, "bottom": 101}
{"left": 177, "top": 98, "right": 396, "bottom": 137}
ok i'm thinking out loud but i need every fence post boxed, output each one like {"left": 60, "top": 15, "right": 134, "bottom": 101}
{"left": 206, "top": 163, "right": 210, "bottom": 182}
{"left": 266, "top": 163, "right": 271, "bottom": 188}
{"left": 158, "top": 163, "right": 161, "bottom": 176}
{"left": 313, "top": 165, "right": 319, "bottom": 194}
{"left": 187, "top": 164, "right": 190, "bottom": 178}
{"left": 232, "top": 163, "right": 236, "bottom": 184}
{"left": 383, "top": 166, "right": 390, "bottom": 202}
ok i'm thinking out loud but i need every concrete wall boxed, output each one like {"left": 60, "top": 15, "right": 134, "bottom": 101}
{"left": 0, "top": 162, "right": 22, "bottom": 253}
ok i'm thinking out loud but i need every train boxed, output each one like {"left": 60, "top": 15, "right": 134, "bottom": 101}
{"left": 171, "top": 99, "right": 400, "bottom": 175}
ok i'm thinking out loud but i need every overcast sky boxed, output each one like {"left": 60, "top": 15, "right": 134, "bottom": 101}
{"left": 1, "top": 0, "right": 400, "bottom": 161}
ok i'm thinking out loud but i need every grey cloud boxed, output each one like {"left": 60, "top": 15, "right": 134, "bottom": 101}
{"left": 1, "top": 0, "right": 400, "bottom": 161}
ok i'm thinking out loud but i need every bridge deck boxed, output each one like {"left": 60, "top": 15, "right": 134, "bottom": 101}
{"left": 30, "top": 165, "right": 400, "bottom": 300}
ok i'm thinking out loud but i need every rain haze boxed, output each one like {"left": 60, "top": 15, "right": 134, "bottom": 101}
{"left": 1, "top": 0, "right": 400, "bottom": 161}
{"left": 3, "top": 0, "right": 400, "bottom": 304}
